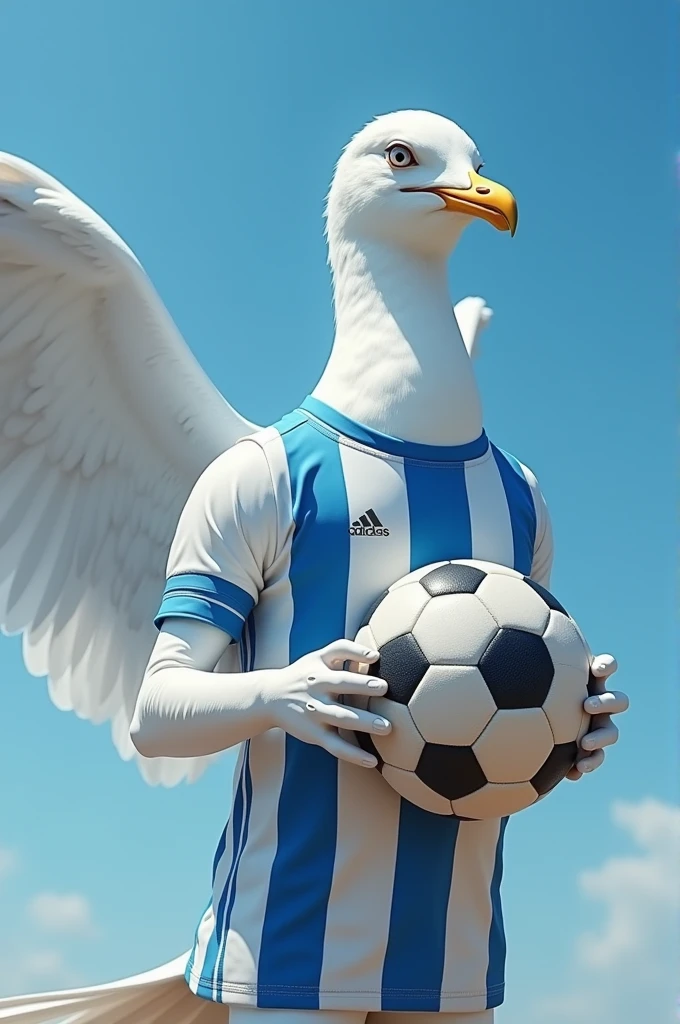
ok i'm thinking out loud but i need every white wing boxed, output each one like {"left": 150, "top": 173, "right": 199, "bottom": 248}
{"left": 0, "top": 953, "right": 225, "bottom": 1024}
{"left": 454, "top": 295, "right": 493, "bottom": 360}
{"left": 0, "top": 153, "right": 259, "bottom": 785}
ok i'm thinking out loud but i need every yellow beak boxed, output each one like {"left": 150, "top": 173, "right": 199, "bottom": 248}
{"left": 403, "top": 169, "right": 518, "bottom": 235}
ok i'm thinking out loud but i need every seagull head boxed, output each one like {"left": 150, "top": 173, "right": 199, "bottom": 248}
{"left": 325, "top": 109, "right": 517, "bottom": 261}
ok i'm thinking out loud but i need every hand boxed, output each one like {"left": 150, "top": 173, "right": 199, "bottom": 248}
{"left": 566, "top": 654, "right": 629, "bottom": 780}
{"left": 261, "top": 640, "right": 391, "bottom": 767}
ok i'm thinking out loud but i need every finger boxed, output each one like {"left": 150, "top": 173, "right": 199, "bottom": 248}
{"left": 314, "top": 701, "right": 391, "bottom": 735}
{"left": 323, "top": 671, "right": 388, "bottom": 696}
{"left": 584, "top": 690, "right": 629, "bottom": 716}
{"left": 590, "top": 654, "right": 618, "bottom": 678}
{"left": 574, "top": 747, "right": 605, "bottom": 774}
{"left": 580, "top": 721, "right": 619, "bottom": 752}
{"left": 320, "top": 640, "right": 380, "bottom": 669}
{"left": 322, "top": 730, "right": 380, "bottom": 768}
{"left": 565, "top": 765, "right": 583, "bottom": 781}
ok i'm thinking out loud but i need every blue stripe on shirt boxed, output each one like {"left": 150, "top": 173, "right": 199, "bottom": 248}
{"left": 380, "top": 459, "right": 473, "bottom": 1009}
{"left": 382, "top": 804, "right": 460, "bottom": 1010}
{"left": 154, "top": 572, "right": 255, "bottom": 640}
{"left": 486, "top": 817, "right": 509, "bottom": 1007}
{"left": 256, "top": 420, "right": 349, "bottom": 1008}
{"left": 491, "top": 447, "right": 537, "bottom": 575}
{"left": 216, "top": 742, "right": 253, "bottom": 997}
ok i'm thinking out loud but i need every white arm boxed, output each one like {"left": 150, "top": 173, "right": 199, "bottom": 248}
{"left": 130, "top": 619, "right": 272, "bottom": 758}
{"left": 130, "top": 619, "right": 391, "bottom": 765}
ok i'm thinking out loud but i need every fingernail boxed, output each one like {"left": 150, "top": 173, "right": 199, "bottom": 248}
{"left": 373, "top": 718, "right": 390, "bottom": 732}
{"left": 586, "top": 698, "right": 600, "bottom": 711}
{"left": 365, "top": 650, "right": 379, "bottom": 659}
{"left": 580, "top": 762, "right": 593, "bottom": 772}
{"left": 362, "top": 757, "right": 377, "bottom": 768}
{"left": 368, "top": 680, "right": 385, "bottom": 689}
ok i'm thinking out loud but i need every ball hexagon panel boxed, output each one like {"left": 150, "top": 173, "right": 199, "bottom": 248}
{"left": 408, "top": 665, "right": 496, "bottom": 746}
{"left": 542, "top": 665, "right": 590, "bottom": 744}
{"left": 413, "top": 594, "right": 498, "bottom": 666}
{"left": 368, "top": 696, "right": 424, "bottom": 771}
{"left": 478, "top": 628, "right": 554, "bottom": 709}
{"left": 522, "top": 577, "right": 569, "bottom": 616}
{"left": 369, "top": 582, "right": 430, "bottom": 648}
{"left": 377, "top": 633, "right": 430, "bottom": 704}
{"left": 353, "top": 623, "right": 377, "bottom": 653}
{"left": 455, "top": 559, "right": 523, "bottom": 580}
{"left": 542, "top": 610, "right": 590, "bottom": 675}
{"left": 381, "top": 764, "right": 452, "bottom": 815}
{"left": 416, "top": 743, "right": 487, "bottom": 801}
{"left": 354, "top": 729, "right": 383, "bottom": 770}
{"left": 473, "top": 708, "right": 555, "bottom": 783}
{"left": 359, "top": 591, "right": 389, "bottom": 630}
{"left": 475, "top": 574, "right": 550, "bottom": 635}
{"left": 346, "top": 623, "right": 378, "bottom": 705}
{"left": 419, "top": 562, "right": 486, "bottom": 597}
{"left": 451, "top": 781, "right": 538, "bottom": 820}
{"left": 531, "top": 741, "right": 578, "bottom": 796}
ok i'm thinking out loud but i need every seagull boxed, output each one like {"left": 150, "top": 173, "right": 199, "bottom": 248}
{"left": 0, "top": 109, "right": 513, "bottom": 1023}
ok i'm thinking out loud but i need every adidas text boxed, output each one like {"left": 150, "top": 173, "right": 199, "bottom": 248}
{"left": 349, "top": 508, "right": 389, "bottom": 537}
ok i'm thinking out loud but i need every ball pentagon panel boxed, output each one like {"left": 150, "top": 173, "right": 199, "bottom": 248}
{"left": 478, "top": 628, "right": 554, "bottom": 709}
{"left": 416, "top": 743, "right": 487, "bottom": 801}
{"left": 419, "top": 561, "right": 486, "bottom": 597}
{"left": 377, "top": 633, "right": 430, "bottom": 704}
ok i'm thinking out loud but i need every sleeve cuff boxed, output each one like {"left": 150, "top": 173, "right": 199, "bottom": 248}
{"left": 155, "top": 573, "right": 255, "bottom": 641}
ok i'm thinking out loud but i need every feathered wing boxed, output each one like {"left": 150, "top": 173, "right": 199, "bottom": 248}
{"left": 453, "top": 295, "right": 493, "bottom": 360}
{"left": 0, "top": 954, "right": 226, "bottom": 1024}
{"left": 0, "top": 153, "right": 258, "bottom": 785}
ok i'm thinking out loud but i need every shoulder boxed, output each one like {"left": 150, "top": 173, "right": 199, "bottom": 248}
{"left": 492, "top": 444, "right": 544, "bottom": 498}
{"left": 178, "top": 435, "right": 278, "bottom": 539}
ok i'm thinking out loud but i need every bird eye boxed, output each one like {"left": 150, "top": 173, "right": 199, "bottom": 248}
{"left": 386, "top": 144, "right": 417, "bottom": 169}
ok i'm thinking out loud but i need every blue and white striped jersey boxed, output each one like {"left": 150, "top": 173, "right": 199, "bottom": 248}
{"left": 156, "top": 396, "right": 553, "bottom": 1014}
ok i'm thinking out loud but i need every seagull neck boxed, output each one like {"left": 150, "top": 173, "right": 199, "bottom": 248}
{"left": 312, "top": 238, "right": 483, "bottom": 447}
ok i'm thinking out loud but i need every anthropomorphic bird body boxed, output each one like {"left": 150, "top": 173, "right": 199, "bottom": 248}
{"left": 0, "top": 111, "right": 628, "bottom": 1024}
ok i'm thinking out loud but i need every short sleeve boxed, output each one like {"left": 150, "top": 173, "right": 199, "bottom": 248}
{"left": 155, "top": 439, "right": 277, "bottom": 642}
{"left": 522, "top": 464, "right": 554, "bottom": 589}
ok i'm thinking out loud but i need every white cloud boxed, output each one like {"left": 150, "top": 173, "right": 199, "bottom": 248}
{"left": 531, "top": 798, "right": 680, "bottom": 1024}
{"left": 19, "top": 949, "right": 68, "bottom": 979}
{"left": 27, "top": 892, "right": 95, "bottom": 936}
{"left": 0, "top": 847, "right": 17, "bottom": 881}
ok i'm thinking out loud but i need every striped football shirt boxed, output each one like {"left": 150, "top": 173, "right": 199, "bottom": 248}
{"left": 155, "top": 395, "right": 553, "bottom": 1013}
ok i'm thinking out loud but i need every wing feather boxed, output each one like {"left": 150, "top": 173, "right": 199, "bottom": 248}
{"left": 0, "top": 152, "right": 258, "bottom": 784}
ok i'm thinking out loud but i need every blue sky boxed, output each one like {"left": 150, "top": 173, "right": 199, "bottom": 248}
{"left": 0, "top": 1, "right": 677, "bottom": 1021}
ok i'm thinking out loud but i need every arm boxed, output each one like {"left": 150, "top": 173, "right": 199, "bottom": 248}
{"left": 131, "top": 618, "right": 390, "bottom": 763}
{"left": 130, "top": 618, "right": 266, "bottom": 758}
{"left": 130, "top": 442, "right": 392, "bottom": 765}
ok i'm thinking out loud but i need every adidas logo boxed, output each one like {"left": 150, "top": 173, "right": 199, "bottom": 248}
{"left": 349, "top": 508, "right": 390, "bottom": 537}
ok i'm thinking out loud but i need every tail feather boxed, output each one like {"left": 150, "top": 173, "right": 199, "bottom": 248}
{"left": 0, "top": 954, "right": 225, "bottom": 1024}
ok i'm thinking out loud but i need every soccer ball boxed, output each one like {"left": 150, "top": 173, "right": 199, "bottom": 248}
{"left": 348, "top": 560, "right": 593, "bottom": 819}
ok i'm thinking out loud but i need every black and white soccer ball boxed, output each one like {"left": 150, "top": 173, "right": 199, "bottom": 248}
{"left": 348, "top": 560, "right": 593, "bottom": 819}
